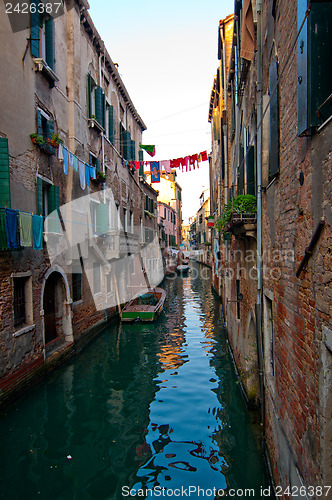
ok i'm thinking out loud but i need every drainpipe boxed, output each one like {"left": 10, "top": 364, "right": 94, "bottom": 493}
{"left": 256, "top": 0, "right": 265, "bottom": 438}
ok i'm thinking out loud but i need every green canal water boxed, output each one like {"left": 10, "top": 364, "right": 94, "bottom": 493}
{"left": 0, "top": 264, "right": 268, "bottom": 499}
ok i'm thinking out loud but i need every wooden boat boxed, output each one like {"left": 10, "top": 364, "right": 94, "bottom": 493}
{"left": 120, "top": 287, "right": 166, "bottom": 323}
{"left": 176, "top": 260, "right": 190, "bottom": 275}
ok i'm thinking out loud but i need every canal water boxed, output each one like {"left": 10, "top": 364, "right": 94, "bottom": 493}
{"left": 0, "top": 263, "right": 268, "bottom": 499}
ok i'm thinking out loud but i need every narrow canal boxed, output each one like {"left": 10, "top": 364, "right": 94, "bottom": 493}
{"left": 0, "top": 263, "right": 268, "bottom": 499}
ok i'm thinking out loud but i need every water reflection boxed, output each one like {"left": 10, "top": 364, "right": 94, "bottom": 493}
{"left": 0, "top": 263, "right": 267, "bottom": 500}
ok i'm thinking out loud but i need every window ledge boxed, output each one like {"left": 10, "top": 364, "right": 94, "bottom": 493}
{"left": 33, "top": 58, "right": 58, "bottom": 86}
{"left": 88, "top": 118, "right": 105, "bottom": 133}
{"left": 13, "top": 324, "right": 35, "bottom": 338}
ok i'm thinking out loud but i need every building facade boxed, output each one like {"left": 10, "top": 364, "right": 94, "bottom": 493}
{"left": 0, "top": 0, "right": 158, "bottom": 406}
{"left": 145, "top": 171, "right": 183, "bottom": 246}
{"left": 209, "top": 0, "right": 332, "bottom": 494}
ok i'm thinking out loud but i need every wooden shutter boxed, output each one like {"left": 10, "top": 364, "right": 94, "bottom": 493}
{"left": 122, "top": 131, "right": 131, "bottom": 160}
{"left": 87, "top": 74, "right": 92, "bottom": 118}
{"left": 46, "top": 119, "right": 54, "bottom": 141}
{"left": 30, "top": 1, "right": 40, "bottom": 58}
{"left": 269, "top": 58, "right": 279, "bottom": 179}
{"left": 36, "top": 177, "right": 43, "bottom": 215}
{"left": 131, "top": 140, "right": 136, "bottom": 161}
{"left": 108, "top": 105, "right": 115, "bottom": 143}
{"left": 45, "top": 16, "right": 54, "bottom": 69}
{"left": 94, "top": 86, "right": 104, "bottom": 126}
{"left": 47, "top": 184, "right": 60, "bottom": 233}
{"left": 246, "top": 145, "right": 255, "bottom": 195}
{"left": 37, "top": 109, "right": 43, "bottom": 135}
{"left": 238, "top": 145, "right": 244, "bottom": 194}
{"left": 96, "top": 204, "right": 108, "bottom": 234}
{"left": 0, "top": 138, "right": 11, "bottom": 208}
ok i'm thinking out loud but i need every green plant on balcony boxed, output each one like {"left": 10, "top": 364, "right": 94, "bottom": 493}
{"left": 95, "top": 170, "right": 106, "bottom": 182}
{"left": 49, "top": 133, "right": 63, "bottom": 147}
{"left": 215, "top": 194, "right": 257, "bottom": 233}
{"left": 30, "top": 133, "right": 46, "bottom": 146}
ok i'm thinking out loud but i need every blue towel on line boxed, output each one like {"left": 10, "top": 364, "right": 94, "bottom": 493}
{"left": 5, "top": 208, "right": 18, "bottom": 249}
{"left": 32, "top": 215, "right": 43, "bottom": 250}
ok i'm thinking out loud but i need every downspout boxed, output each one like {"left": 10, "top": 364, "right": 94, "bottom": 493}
{"left": 256, "top": 0, "right": 265, "bottom": 437}
{"left": 99, "top": 51, "right": 106, "bottom": 175}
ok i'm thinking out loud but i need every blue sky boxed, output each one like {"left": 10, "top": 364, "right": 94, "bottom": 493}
{"left": 88, "top": 0, "right": 235, "bottom": 221}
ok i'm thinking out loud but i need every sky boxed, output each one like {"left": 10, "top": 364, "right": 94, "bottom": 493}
{"left": 88, "top": 0, "right": 235, "bottom": 222}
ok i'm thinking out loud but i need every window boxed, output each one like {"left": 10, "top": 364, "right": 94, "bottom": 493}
{"left": 13, "top": 274, "right": 33, "bottom": 329}
{"left": 36, "top": 177, "right": 60, "bottom": 233}
{"left": 36, "top": 108, "right": 56, "bottom": 154}
{"left": 123, "top": 207, "right": 127, "bottom": 232}
{"left": 298, "top": 1, "right": 332, "bottom": 134}
{"left": 72, "top": 273, "right": 82, "bottom": 302}
{"left": 130, "top": 211, "right": 134, "bottom": 233}
{"left": 0, "top": 138, "right": 10, "bottom": 208}
{"left": 30, "top": 4, "right": 56, "bottom": 84}
{"left": 106, "top": 273, "right": 113, "bottom": 294}
{"left": 93, "top": 262, "right": 101, "bottom": 294}
{"left": 90, "top": 201, "right": 108, "bottom": 235}
{"left": 105, "top": 102, "right": 115, "bottom": 144}
{"left": 87, "top": 74, "right": 105, "bottom": 130}
{"left": 89, "top": 153, "right": 101, "bottom": 172}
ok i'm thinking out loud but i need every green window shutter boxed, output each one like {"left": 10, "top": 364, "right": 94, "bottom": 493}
{"left": 96, "top": 204, "right": 108, "bottom": 234}
{"left": 298, "top": 1, "right": 332, "bottom": 134}
{"left": 238, "top": 144, "right": 244, "bottom": 194}
{"left": 94, "top": 86, "right": 104, "bottom": 126}
{"left": 45, "top": 16, "right": 54, "bottom": 70}
{"left": 131, "top": 139, "right": 136, "bottom": 161}
{"left": 30, "top": 1, "right": 40, "bottom": 58}
{"left": 46, "top": 119, "right": 54, "bottom": 141}
{"left": 95, "top": 158, "right": 101, "bottom": 172}
{"left": 122, "top": 130, "right": 131, "bottom": 160}
{"left": 87, "top": 74, "right": 92, "bottom": 118}
{"left": 269, "top": 57, "right": 279, "bottom": 179}
{"left": 0, "top": 138, "right": 11, "bottom": 208}
{"left": 36, "top": 177, "right": 43, "bottom": 215}
{"left": 47, "top": 184, "right": 60, "bottom": 233}
{"left": 138, "top": 150, "right": 143, "bottom": 162}
{"left": 108, "top": 105, "right": 115, "bottom": 144}
{"left": 47, "top": 184, "right": 59, "bottom": 213}
{"left": 246, "top": 145, "right": 256, "bottom": 195}
{"left": 139, "top": 162, "right": 144, "bottom": 177}
{"left": 37, "top": 109, "right": 43, "bottom": 135}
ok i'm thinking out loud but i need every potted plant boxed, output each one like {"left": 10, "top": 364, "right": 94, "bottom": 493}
{"left": 94, "top": 170, "right": 106, "bottom": 183}
{"left": 48, "top": 133, "right": 63, "bottom": 148}
{"left": 30, "top": 133, "right": 46, "bottom": 146}
{"left": 216, "top": 194, "right": 257, "bottom": 234}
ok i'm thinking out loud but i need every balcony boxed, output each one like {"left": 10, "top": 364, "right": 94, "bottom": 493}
{"left": 226, "top": 212, "right": 257, "bottom": 238}
{"left": 91, "top": 230, "right": 139, "bottom": 260}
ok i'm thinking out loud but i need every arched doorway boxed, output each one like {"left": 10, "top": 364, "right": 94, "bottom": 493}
{"left": 42, "top": 269, "right": 73, "bottom": 353}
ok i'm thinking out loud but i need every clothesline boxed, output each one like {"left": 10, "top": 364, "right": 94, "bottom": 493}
{"left": 0, "top": 207, "right": 43, "bottom": 251}
{"left": 143, "top": 150, "right": 209, "bottom": 183}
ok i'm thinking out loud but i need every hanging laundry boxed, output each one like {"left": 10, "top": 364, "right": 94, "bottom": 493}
{"left": 200, "top": 151, "right": 208, "bottom": 162}
{"left": 140, "top": 144, "right": 156, "bottom": 157}
{"left": 184, "top": 156, "right": 190, "bottom": 171}
{"left": 85, "top": 163, "right": 90, "bottom": 187}
{"left": 68, "top": 151, "right": 74, "bottom": 169}
{"left": 90, "top": 165, "right": 96, "bottom": 179}
{"left": 19, "top": 212, "right": 32, "bottom": 247}
{"left": 160, "top": 160, "right": 172, "bottom": 174}
{"left": 78, "top": 160, "right": 86, "bottom": 190}
{"left": 73, "top": 155, "right": 79, "bottom": 172}
{"left": 62, "top": 147, "right": 69, "bottom": 174}
{"left": 32, "top": 214, "right": 43, "bottom": 250}
{"left": 0, "top": 208, "right": 8, "bottom": 250}
{"left": 5, "top": 208, "right": 18, "bottom": 249}
{"left": 134, "top": 161, "right": 140, "bottom": 170}
{"left": 150, "top": 162, "right": 160, "bottom": 183}
{"left": 58, "top": 143, "right": 64, "bottom": 162}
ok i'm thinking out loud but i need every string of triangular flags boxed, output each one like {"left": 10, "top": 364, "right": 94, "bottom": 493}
{"left": 139, "top": 145, "right": 209, "bottom": 183}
